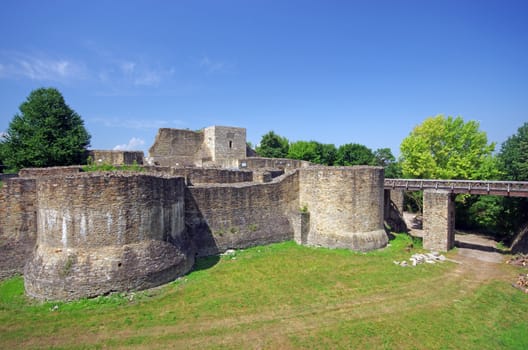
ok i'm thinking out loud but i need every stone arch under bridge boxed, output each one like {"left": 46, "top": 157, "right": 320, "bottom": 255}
{"left": 384, "top": 179, "right": 528, "bottom": 252}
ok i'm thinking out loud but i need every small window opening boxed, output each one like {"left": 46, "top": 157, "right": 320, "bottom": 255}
{"left": 229, "top": 140, "right": 233, "bottom": 149}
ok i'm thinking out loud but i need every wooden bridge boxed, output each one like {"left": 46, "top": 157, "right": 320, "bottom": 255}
{"left": 383, "top": 178, "right": 528, "bottom": 253}
{"left": 384, "top": 178, "right": 528, "bottom": 197}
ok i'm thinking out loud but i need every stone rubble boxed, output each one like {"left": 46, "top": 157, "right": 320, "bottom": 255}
{"left": 514, "top": 273, "right": 528, "bottom": 293}
{"left": 506, "top": 254, "right": 528, "bottom": 267}
{"left": 507, "top": 255, "right": 528, "bottom": 293}
{"left": 393, "top": 252, "right": 447, "bottom": 267}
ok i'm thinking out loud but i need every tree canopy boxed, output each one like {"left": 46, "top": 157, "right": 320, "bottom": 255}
{"left": 400, "top": 115, "right": 496, "bottom": 179}
{"left": 499, "top": 122, "right": 528, "bottom": 181}
{"left": 335, "top": 143, "right": 376, "bottom": 166}
{"left": 287, "top": 141, "right": 337, "bottom": 165}
{"left": 496, "top": 122, "right": 528, "bottom": 239}
{"left": 0, "top": 88, "right": 91, "bottom": 172}
{"left": 255, "top": 131, "right": 289, "bottom": 158}
{"left": 374, "top": 148, "right": 401, "bottom": 178}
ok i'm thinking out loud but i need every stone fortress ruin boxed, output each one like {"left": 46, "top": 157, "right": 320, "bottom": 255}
{"left": 0, "top": 126, "right": 393, "bottom": 301}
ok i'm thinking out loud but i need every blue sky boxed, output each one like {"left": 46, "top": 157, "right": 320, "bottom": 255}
{"left": 1, "top": 0, "right": 527, "bottom": 157}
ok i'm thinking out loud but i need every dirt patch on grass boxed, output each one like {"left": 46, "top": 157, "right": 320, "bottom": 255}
{"left": 403, "top": 212, "right": 515, "bottom": 284}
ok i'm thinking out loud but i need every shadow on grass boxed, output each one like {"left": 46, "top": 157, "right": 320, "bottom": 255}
{"left": 192, "top": 255, "right": 221, "bottom": 272}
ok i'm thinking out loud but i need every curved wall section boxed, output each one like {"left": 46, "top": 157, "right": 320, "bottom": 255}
{"left": 299, "top": 166, "right": 387, "bottom": 251}
{"left": 25, "top": 173, "right": 194, "bottom": 301}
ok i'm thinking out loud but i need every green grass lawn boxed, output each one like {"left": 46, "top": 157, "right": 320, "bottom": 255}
{"left": 1, "top": 234, "right": 527, "bottom": 349}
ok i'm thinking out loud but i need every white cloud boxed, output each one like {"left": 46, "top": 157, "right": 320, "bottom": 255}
{"left": 113, "top": 137, "right": 145, "bottom": 151}
{"left": 200, "top": 56, "right": 228, "bottom": 73}
{"left": 121, "top": 61, "right": 136, "bottom": 74}
{"left": 134, "top": 70, "right": 161, "bottom": 87}
{"left": 101, "top": 59, "right": 172, "bottom": 88}
{"left": 0, "top": 52, "right": 85, "bottom": 82}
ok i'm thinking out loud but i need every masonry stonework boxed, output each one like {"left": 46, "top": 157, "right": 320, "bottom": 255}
{"left": 0, "top": 164, "right": 389, "bottom": 300}
{"left": 144, "top": 166, "right": 253, "bottom": 184}
{"left": 148, "top": 126, "right": 246, "bottom": 168}
{"left": 148, "top": 128, "right": 210, "bottom": 167}
{"left": 299, "top": 167, "right": 388, "bottom": 251}
{"left": 24, "top": 173, "right": 194, "bottom": 300}
{"left": 88, "top": 150, "right": 144, "bottom": 166}
{"left": 240, "top": 157, "right": 311, "bottom": 170}
{"left": 186, "top": 171, "right": 299, "bottom": 256}
{"left": 0, "top": 178, "right": 37, "bottom": 279}
{"left": 423, "top": 189, "right": 455, "bottom": 251}
{"left": 203, "top": 126, "right": 246, "bottom": 168}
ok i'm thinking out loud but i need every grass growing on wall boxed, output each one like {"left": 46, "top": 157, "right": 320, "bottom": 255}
{"left": 82, "top": 159, "right": 145, "bottom": 173}
{"left": 1, "top": 234, "right": 527, "bottom": 349}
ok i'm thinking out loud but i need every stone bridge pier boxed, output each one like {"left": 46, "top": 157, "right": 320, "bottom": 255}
{"left": 422, "top": 189, "right": 455, "bottom": 251}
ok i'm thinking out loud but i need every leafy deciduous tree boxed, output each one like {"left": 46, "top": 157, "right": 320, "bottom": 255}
{"left": 499, "top": 122, "right": 528, "bottom": 182}
{"left": 319, "top": 143, "right": 337, "bottom": 166}
{"left": 374, "top": 147, "right": 401, "bottom": 178}
{"left": 287, "top": 141, "right": 320, "bottom": 162}
{"left": 400, "top": 115, "right": 496, "bottom": 180}
{"left": 287, "top": 141, "right": 337, "bottom": 165}
{"left": 0, "top": 88, "right": 91, "bottom": 172}
{"left": 496, "top": 122, "right": 528, "bottom": 240}
{"left": 335, "top": 143, "right": 376, "bottom": 166}
{"left": 255, "top": 131, "right": 289, "bottom": 158}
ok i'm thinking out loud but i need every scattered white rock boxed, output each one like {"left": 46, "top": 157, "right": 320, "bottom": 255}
{"left": 395, "top": 252, "right": 447, "bottom": 267}
{"left": 223, "top": 249, "right": 236, "bottom": 256}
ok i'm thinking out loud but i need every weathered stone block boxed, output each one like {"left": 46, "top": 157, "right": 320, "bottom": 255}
{"left": 423, "top": 189, "right": 455, "bottom": 251}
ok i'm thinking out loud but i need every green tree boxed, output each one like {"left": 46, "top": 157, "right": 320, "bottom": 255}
{"left": 335, "top": 143, "right": 376, "bottom": 166}
{"left": 496, "top": 122, "right": 528, "bottom": 240}
{"left": 374, "top": 147, "right": 401, "bottom": 178}
{"left": 400, "top": 115, "right": 496, "bottom": 180}
{"left": 287, "top": 141, "right": 337, "bottom": 165}
{"left": 255, "top": 131, "right": 289, "bottom": 158}
{"left": 0, "top": 88, "right": 91, "bottom": 172}
{"left": 319, "top": 143, "right": 337, "bottom": 166}
{"left": 287, "top": 141, "right": 320, "bottom": 163}
{"left": 499, "top": 122, "right": 528, "bottom": 182}
{"left": 399, "top": 115, "right": 502, "bottom": 234}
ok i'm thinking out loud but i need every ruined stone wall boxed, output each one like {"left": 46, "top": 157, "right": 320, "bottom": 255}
{"left": 299, "top": 166, "right": 387, "bottom": 251}
{"left": 89, "top": 150, "right": 144, "bottom": 165}
{"left": 0, "top": 178, "right": 37, "bottom": 279}
{"left": 2, "top": 161, "right": 396, "bottom": 300}
{"left": 144, "top": 166, "right": 253, "bottom": 184}
{"left": 19, "top": 166, "right": 83, "bottom": 177}
{"left": 24, "top": 173, "right": 194, "bottom": 300}
{"left": 186, "top": 172, "right": 299, "bottom": 256}
{"left": 148, "top": 128, "right": 209, "bottom": 167}
{"left": 240, "top": 157, "right": 311, "bottom": 170}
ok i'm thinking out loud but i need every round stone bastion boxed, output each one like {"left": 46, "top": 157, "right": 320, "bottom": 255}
{"left": 299, "top": 166, "right": 388, "bottom": 251}
{"left": 24, "top": 173, "right": 195, "bottom": 301}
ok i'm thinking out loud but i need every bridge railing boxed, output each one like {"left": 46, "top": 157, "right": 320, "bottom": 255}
{"left": 384, "top": 178, "right": 528, "bottom": 197}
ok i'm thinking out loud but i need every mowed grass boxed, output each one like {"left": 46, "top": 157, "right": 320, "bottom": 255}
{"left": 1, "top": 234, "right": 527, "bottom": 349}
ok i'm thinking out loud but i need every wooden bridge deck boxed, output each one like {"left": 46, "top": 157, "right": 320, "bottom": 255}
{"left": 384, "top": 178, "right": 528, "bottom": 197}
